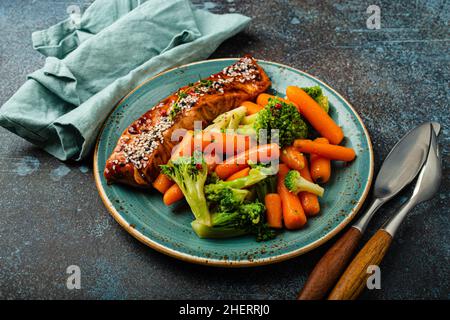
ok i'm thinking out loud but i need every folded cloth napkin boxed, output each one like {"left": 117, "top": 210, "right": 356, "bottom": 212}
{"left": 0, "top": 0, "right": 251, "bottom": 160}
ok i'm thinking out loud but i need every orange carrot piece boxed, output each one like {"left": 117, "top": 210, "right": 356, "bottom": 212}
{"left": 286, "top": 86, "right": 344, "bottom": 144}
{"left": 196, "top": 132, "right": 252, "bottom": 156}
{"left": 265, "top": 193, "right": 283, "bottom": 228}
{"left": 298, "top": 192, "right": 320, "bottom": 217}
{"left": 310, "top": 137, "right": 331, "bottom": 183}
{"left": 277, "top": 164, "right": 307, "bottom": 229}
{"left": 241, "top": 101, "right": 263, "bottom": 115}
{"left": 226, "top": 167, "right": 251, "bottom": 181}
{"left": 153, "top": 173, "right": 174, "bottom": 194}
{"left": 215, "top": 163, "right": 249, "bottom": 181}
{"left": 280, "top": 146, "right": 305, "bottom": 171}
{"left": 204, "top": 153, "right": 219, "bottom": 173}
{"left": 256, "top": 93, "right": 272, "bottom": 106}
{"left": 215, "top": 132, "right": 251, "bottom": 155}
{"left": 256, "top": 93, "right": 298, "bottom": 108}
{"left": 215, "top": 143, "right": 280, "bottom": 180}
{"left": 298, "top": 154, "right": 320, "bottom": 216}
{"left": 171, "top": 130, "right": 194, "bottom": 159}
{"left": 163, "top": 184, "right": 184, "bottom": 206}
{"left": 294, "top": 139, "right": 356, "bottom": 162}
{"left": 298, "top": 154, "right": 314, "bottom": 182}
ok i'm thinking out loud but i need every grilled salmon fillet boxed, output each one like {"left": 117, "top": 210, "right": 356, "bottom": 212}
{"left": 104, "top": 56, "right": 271, "bottom": 188}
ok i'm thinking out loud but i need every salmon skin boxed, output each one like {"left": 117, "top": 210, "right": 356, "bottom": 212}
{"left": 104, "top": 56, "right": 271, "bottom": 188}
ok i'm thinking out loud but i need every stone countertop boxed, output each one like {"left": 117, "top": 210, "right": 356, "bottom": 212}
{"left": 0, "top": 0, "right": 448, "bottom": 299}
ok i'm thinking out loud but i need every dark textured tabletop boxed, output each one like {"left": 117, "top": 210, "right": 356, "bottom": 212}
{"left": 0, "top": 0, "right": 448, "bottom": 299}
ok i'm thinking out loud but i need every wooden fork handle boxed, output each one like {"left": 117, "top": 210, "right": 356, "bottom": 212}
{"left": 298, "top": 226, "right": 363, "bottom": 300}
{"left": 328, "top": 229, "right": 393, "bottom": 300}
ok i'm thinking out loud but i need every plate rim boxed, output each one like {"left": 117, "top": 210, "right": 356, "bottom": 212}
{"left": 93, "top": 58, "right": 374, "bottom": 267}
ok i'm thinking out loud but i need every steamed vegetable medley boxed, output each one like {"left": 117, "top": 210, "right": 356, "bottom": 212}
{"left": 154, "top": 85, "right": 356, "bottom": 241}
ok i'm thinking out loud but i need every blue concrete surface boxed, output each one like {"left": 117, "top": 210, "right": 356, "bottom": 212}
{"left": 0, "top": 0, "right": 448, "bottom": 299}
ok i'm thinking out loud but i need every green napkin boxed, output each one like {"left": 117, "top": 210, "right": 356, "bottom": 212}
{"left": 0, "top": 0, "right": 251, "bottom": 160}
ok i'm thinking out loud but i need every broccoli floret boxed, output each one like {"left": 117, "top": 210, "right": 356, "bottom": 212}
{"left": 254, "top": 174, "right": 277, "bottom": 202}
{"left": 197, "top": 166, "right": 277, "bottom": 241}
{"left": 206, "top": 187, "right": 250, "bottom": 213}
{"left": 302, "top": 86, "right": 323, "bottom": 99}
{"left": 191, "top": 201, "right": 276, "bottom": 241}
{"left": 245, "top": 163, "right": 278, "bottom": 202}
{"left": 284, "top": 170, "right": 324, "bottom": 197}
{"left": 206, "top": 165, "right": 277, "bottom": 211}
{"left": 204, "top": 106, "right": 247, "bottom": 132}
{"left": 302, "top": 86, "right": 329, "bottom": 113}
{"left": 253, "top": 98, "right": 308, "bottom": 147}
{"left": 160, "top": 154, "right": 211, "bottom": 226}
{"left": 206, "top": 171, "right": 220, "bottom": 185}
{"left": 216, "top": 202, "right": 263, "bottom": 225}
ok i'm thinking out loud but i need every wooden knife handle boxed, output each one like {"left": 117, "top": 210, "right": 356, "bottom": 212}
{"left": 328, "top": 229, "right": 393, "bottom": 300}
{"left": 298, "top": 226, "right": 362, "bottom": 300}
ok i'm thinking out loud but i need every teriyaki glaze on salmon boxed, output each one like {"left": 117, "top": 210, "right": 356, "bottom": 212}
{"left": 104, "top": 56, "right": 271, "bottom": 188}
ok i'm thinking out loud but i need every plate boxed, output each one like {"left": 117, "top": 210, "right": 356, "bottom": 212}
{"left": 94, "top": 59, "right": 373, "bottom": 267}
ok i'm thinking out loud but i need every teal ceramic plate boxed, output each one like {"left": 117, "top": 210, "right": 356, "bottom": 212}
{"left": 94, "top": 59, "right": 373, "bottom": 267}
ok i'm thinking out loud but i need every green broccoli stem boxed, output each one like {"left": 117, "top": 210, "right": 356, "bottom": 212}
{"left": 204, "top": 106, "right": 247, "bottom": 132}
{"left": 187, "top": 188, "right": 211, "bottom": 226}
{"left": 284, "top": 170, "right": 324, "bottom": 197}
{"left": 254, "top": 175, "right": 277, "bottom": 202}
{"left": 210, "top": 211, "right": 241, "bottom": 225}
{"left": 191, "top": 220, "right": 247, "bottom": 239}
{"left": 227, "top": 109, "right": 246, "bottom": 130}
{"left": 297, "top": 178, "right": 324, "bottom": 196}
{"left": 236, "top": 124, "right": 257, "bottom": 136}
{"left": 175, "top": 174, "right": 211, "bottom": 226}
{"left": 160, "top": 155, "right": 212, "bottom": 226}
{"left": 241, "top": 113, "right": 259, "bottom": 125}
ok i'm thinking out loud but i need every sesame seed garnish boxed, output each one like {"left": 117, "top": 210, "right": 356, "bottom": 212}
{"left": 222, "top": 57, "right": 258, "bottom": 82}
{"left": 122, "top": 115, "right": 174, "bottom": 168}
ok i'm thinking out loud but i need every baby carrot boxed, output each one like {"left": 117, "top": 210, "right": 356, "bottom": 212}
{"left": 310, "top": 137, "right": 331, "bottom": 184}
{"left": 215, "top": 132, "right": 252, "bottom": 155}
{"left": 256, "top": 93, "right": 298, "bottom": 108}
{"left": 298, "top": 192, "right": 320, "bottom": 217}
{"left": 215, "top": 163, "right": 248, "bottom": 181}
{"left": 298, "top": 154, "right": 314, "bottom": 182}
{"left": 241, "top": 101, "right": 263, "bottom": 115}
{"left": 277, "top": 164, "right": 307, "bottom": 229}
{"left": 204, "top": 153, "right": 219, "bottom": 173}
{"left": 298, "top": 154, "right": 320, "bottom": 216}
{"left": 280, "top": 146, "right": 305, "bottom": 171}
{"left": 163, "top": 183, "right": 184, "bottom": 205}
{"left": 171, "top": 130, "right": 194, "bottom": 159}
{"left": 265, "top": 193, "right": 283, "bottom": 228}
{"left": 226, "top": 167, "right": 250, "bottom": 181}
{"left": 286, "top": 86, "right": 344, "bottom": 144}
{"left": 215, "top": 143, "right": 280, "bottom": 180}
{"left": 294, "top": 139, "right": 356, "bottom": 162}
{"left": 153, "top": 173, "right": 174, "bottom": 194}
{"left": 256, "top": 93, "right": 272, "bottom": 106}
{"left": 197, "top": 132, "right": 252, "bottom": 156}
